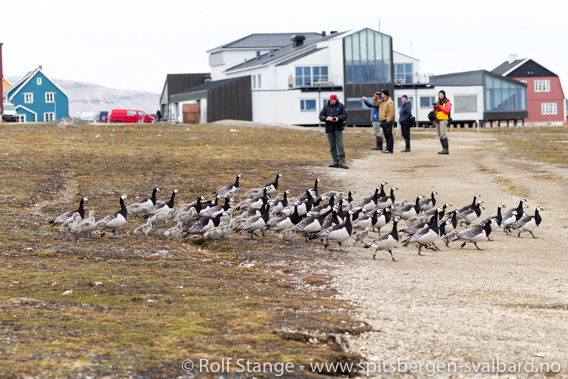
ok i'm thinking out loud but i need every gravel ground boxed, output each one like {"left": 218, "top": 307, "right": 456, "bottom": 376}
{"left": 319, "top": 130, "right": 568, "bottom": 378}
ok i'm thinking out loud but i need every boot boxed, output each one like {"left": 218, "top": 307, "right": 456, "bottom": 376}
{"left": 401, "top": 138, "right": 411, "bottom": 152}
{"left": 438, "top": 138, "right": 449, "bottom": 154}
{"left": 371, "top": 136, "right": 383, "bottom": 150}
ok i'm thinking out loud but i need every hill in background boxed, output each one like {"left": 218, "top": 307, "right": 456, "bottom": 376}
{"left": 7, "top": 77, "right": 160, "bottom": 116}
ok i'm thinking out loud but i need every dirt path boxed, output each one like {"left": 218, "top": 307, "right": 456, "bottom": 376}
{"left": 322, "top": 130, "right": 568, "bottom": 377}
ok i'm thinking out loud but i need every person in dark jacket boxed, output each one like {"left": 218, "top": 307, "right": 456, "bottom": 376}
{"left": 319, "top": 94, "right": 349, "bottom": 169}
{"left": 363, "top": 92, "right": 383, "bottom": 150}
{"left": 398, "top": 95, "right": 412, "bottom": 152}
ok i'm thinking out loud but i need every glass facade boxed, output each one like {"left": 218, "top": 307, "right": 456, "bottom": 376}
{"left": 344, "top": 29, "right": 392, "bottom": 84}
{"left": 484, "top": 75, "right": 526, "bottom": 112}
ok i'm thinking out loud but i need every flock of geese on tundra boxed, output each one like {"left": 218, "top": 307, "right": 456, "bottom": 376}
{"left": 48, "top": 173, "right": 544, "bottom": 260}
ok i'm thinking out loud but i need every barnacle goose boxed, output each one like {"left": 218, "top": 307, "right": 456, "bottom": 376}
{"left": 401, "top": 207, "right": 444, "bottom": 236}
{"left": 342, "top": 190, "right": 357, "bottom": 211}
{"left": 376, "top": 186, "right": 398, "bottom": 209}
{"left": 309, "top": 195, "right": 335, "bottom": 217}
{"left": 59, "top": 212, "right": 82, "bottom": 237}
{"left": 449, "top": 218, "right": 494, "bottom": 250}
{"left": 419, "top": 191, "right": 438, "bottom": 211}
{"left": 245, "top": 173, "right": 283, "bottom": 198}
{"left": 49, "top": 196, "right": 88, "bottom": 225}
{"left": 393, "top": 195, "right": 424, "bottom": 220}
{"left": 270, "top": 190, "right": 291, "bottom": 214}
{"left": 235, "top": 204, "right": 272, "bottom": 239}
{"left": 266, "top": 205, "right": 303, "bottom": 232}
{"left": 502, "top": 198, "right": 529, "bottom": 232}
{"left": 477, "top": 203, "right": 505, "bottom": 239}
{"left": 372, "top": 207, "right": 392, "bottom": 235}
{"left": 355, "top": 186, "right": 382, "bottom": 212}
{"left": 353, "top": 227, "right": 372, "bottom": 247}
{"left": 237, "top": 188, "right": 269, "bottom": 211}
{"left": 164, "top": 221, "right": 185, "bottom": 241}
{"left": 146, "top": 189, "right": 179, "bottom": 217}
{"left": 457, "top": 201, "right": 484, "bottom": 226}
{"left": 295, "top": 209, "right": 332, "bottom": 242}
{"left": 402, "top": 210, "right": 441, "bottom": 255}
{"left": 407, "top": 203, "right": 451, "bottom": 226}
{"left": 213, "top": 174, "right": 243, "bottom": 198}
{"left": 296, "top": 178, "right": 320, "bottom": 203}
{"left": 199, "top": 197, "right": 234, "bottom": 218}
{"left": 173, "top": 196, "right": 207, "bottom": 217}
{"left": 353, "top": 208, "right": 380, "bottom": 231}
{"left": 456, "top": 193, "right": 482, "bottom": 214}
{"left": 127, "top": 187, "right": 160, "bottom": 217}
{"left": 285, "top": 189, "right": 314, "bottom": 216}
{"left": 439, "top": 209, "right": 459, "bottom": 236}
{"left": 324, "top": 212, "right": 353, "bottom": 250}
{"left": 72, "top": 211, "right": 98, "bottom": 241}
{"left": 181, "top": 212, "right": 225, "bottom": 239}
{"left": 365, "top": 217, "right": 401, "bottom": 261}
{"left": 150, "top": 208, "right": 175, "bottom": 226}
{"left": 134, "top": 217, "right": 156, "bottom": 238}
{"left": 507, "top": 206, "right": 543, "bottom": 238}
{"left": 96, "top": 194, "right": 128, "bottom": 237}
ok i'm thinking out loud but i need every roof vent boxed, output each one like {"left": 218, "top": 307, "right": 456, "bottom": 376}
{"left": 322, "top": 31, "right": 326, "bottom": 37}
{"left": 269, "top": 48, "right": 274, "bottom": 57}
{"left": 256, "top": 50, "right": 261, "bottom": 59}
{"left": 330, "top": 31, "right": 338, "bottom": 34}
{"left": 291, "top": 35, "right": 306, "bottom": 48}
{"left": 509, "top": 54, "right": 517, "bottom": 64}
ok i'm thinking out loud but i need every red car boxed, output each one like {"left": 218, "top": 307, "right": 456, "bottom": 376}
{"left": 107, "top": 109, "right": 155, "bottom": 123}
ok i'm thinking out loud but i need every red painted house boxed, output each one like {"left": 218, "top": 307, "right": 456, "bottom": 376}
{"left": 493, "top": 57, "right": 565, "bottom": 126}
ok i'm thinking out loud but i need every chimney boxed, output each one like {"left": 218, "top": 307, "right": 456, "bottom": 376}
{"left": 330, "top": 31, "right": 338, "bottom": 34}
{"left": 291, "top": 35, "right": 306, "bottom": 48}
{"left": 508, "top": 54, "right": 517, "bottom": 64}
{"left": 322, "top": 31, "right": 326, "bottom": 37}
{"left": 269, "top": 48, "right": 274, "bottom": 57}
{"left": 38, "top": 65, "right": 43, "bottom": 71}
{"left": 256, "top": 50, "right": 260, "bottom": 59}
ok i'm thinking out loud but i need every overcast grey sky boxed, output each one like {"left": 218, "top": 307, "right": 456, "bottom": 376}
{"left": 1, "top": 0, "right": 566, "bottom": 94}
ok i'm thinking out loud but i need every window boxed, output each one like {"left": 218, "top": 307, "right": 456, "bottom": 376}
{"left": 395, "top": 63, "right": 413, "bottom": 84}
{"left": 37, "top": 78, "right": 42, "bottom": 85}
{"left": 295, "top": 66, "right": 329, "bottom": 86}
{"left": 344, "top": 29, "right": 392, "bottom": 84}
{"left": 24, "top": 93, "right": 34, "bottom": 103}
{"left": 127, "top": 110, "right": 137, "bottom": 116}
{"left": 534, "top": 80, "right": 550, "bottom": 92}
{"left": 300, "top": 99, "right": 316, "bottom": 111}
{"left": 347, "top": 97, "right": 364, "bottom": 110}
{"left": 484, "top": 75, "right": 527, "bottom": 112}
{"left": 44, "top": 112, "right": 55, "bottom": 122}
{"left": 257, "top": 74, "right": 261, "bottom": 88}
{"left": 541, "top": 103, "right": 558, "bottom": 115}
{"left": 551, "top": 102, "right": 557, "bottom": 114}
{"left": 139, "top": 111, "right": 147, "bottom": 116}
{"left": 397, "top": 97, "right": 414, "bottom": 108}
{"left": 252, "top": 75, "right": 256, "bottom": 89}
{"left": 17, "top": 115, "right": 26, "bottom": 122}
{"left": 420, "top": 96, "right": 436, "bottom": 108}
{"left": 45, "top": 92, "right": 54, "bottom": 103}
{"left": 454, "top": 95, "right": 477, "bottom": 112}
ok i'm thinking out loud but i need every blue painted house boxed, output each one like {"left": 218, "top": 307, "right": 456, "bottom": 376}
{"left": 4, "top": 66, "right": 69, "bottom": 122}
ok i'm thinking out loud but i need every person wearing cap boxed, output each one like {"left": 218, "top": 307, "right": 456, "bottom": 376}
{"left": 433, "top": 90, "right": 451, "bottom": 154}
{"left": 398, "top": 94, "right": 412, "bottom": 152}
{"left": 362, "top": 92, "right": 383, "bottom": 150}
{"left": 319, "top": 94, "right": 349, "bottom": 169}
{"left": 378, "top": 89, "right": 395, "bottom": 154}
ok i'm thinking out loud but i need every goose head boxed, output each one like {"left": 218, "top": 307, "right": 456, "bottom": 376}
{"left": 121, "top": 194, "right": 128, "bottom": 201}
{"left": 536, "top": 206, "right": 544, "bottom": 212}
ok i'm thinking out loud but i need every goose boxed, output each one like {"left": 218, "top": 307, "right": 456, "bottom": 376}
{"left": 365, "top": 217, "right": 401, "bottom": 261}
{"left": 372, "top": 207, "right": 392, "bottom": 235}
{"left": 309, "top": 195, "right": 335, "bottom": 217}
{"left": 309, "top": 210, "right": 342, "bottom": 242}
{"left": 213, "top": 174, "right": 243, "bottom": 198}
{"left": 96, "top": 194, "right": 128, "bottom": 237}
{"left": 245, "top": 173, "right": 283, "bottom": 198}
{"left": 199, "top": 197, "right": 234, "bottom": 218}
{"left": 439, "top": 209, "right": 459, "bottom": 236}
{"left": 59, "top": 212, "right": 82, "bottom": 237}
{"left": 355, "top": 185, "right": 382, "bottom": 212}
{"left": 401, "top": 207, "right": 444, "bottom": 236}
{"left": 266, "top": 205, "right": 303, "bottom": 232}
{"left": 477, "top": 203, "right": 505, "bottom": 239}
{"left": 164, "top": 221, "right": 185, "bottom": 241}
{"left": 283, "top": 189, "right": 314, "bottom": 216}
{"left": 507, "top": 206, "right": 543, "bottom": 238}
{"left": 456, "top": 193, "right": 482, "bottom": 214}
{"left": 321, "top": 190, "right": 347, "bottom": 201}
{"left": 173, "top": 196, "right": 207, "bottom": 217}
{"left": 134, "top": 217, "right": 156, "bottom": 238}
{"left": 296, "top": 178, "right": 320, "bottom": 203}
{"left": 393, "top": 195, "right": 424, "bottom": 220}
{"left": 235, "top": 204, "right": 271, "bottom": 239}
{"left": 150, "top": 208, "right": 175, "bottom": 226}
{"left": 352, "top": 208, "right": 380, "bottom": 231}
{"left": 402, "top": 210, "right": 441, "bottom": 255}
{"left": 270, "top": 190, "right": 291, "bottom": 214}
{"left": 457, "top": 202, "right": 484, "bottom": 226}
{"left": 49, "top": 196, "right": 88, "bottom": 225}
{"left": 353, "top": 227, "right": 372, "bottom": 247}
{"left": 219, "top": 220, "right": 235, "bottom": 238}
{"left": 202, "top": 226, "right": 226, "bottom": 241}
{"left": 72, "top": 211, "right": 98, "bottom": 241}
{"left": 235, "top": 198, "right": 268, "bottom": 220}
{"left": 407, "top": 203, "right": 451, "bottom": 226}
{"left": 127, "top": 187, "right": 160, "bottom": 217}
{"left": 502, "top": 199, "right": 529, "bottom": 232}
{"left": 278, "top": 228, "right": 296, "bottom": 242}
{"left": 391, "top": 198, "right": 408, "bottom": 213}
{"left": 295, "top": 209, "right": 332, "bottom": 242}
{"left": 342, "top": 190, "right": 357, "bottom": 211}
{"left": 419, "top": 191, "right": 438, "bottom": 211}
{"left": 324, "top": 212, "right": 353, "bottom": 250}
{"left": 146, "top": 189, "right": 179, "bottom": 217}
{"left": 236, "top": 188, "right": 269, "bottom": 211}
{"left": 449, "top": 218, "right": 494, "bottom": 250}
{"left": 174, "top": 208, "right": 198, "bottom": 224}
{"left": 376, "top": 186, "right": 398, "bottom": 209}
{"left": 181, "top": 212, "right": 225, "bottom": 239}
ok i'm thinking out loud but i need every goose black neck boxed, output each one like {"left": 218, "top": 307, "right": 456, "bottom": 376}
{"left": 535, "top": 209, "right": 542, "bottom": 225}
{"left": 273, "top": 174, "right": 280, "bottom": 189}
{"left": 389, "top": 188, "right": 396, "bottom": 201}
{"left": 451, "top": 211, "right": 458, "bottom": 228}
{"left": 344, "top": 214, "right": 353, "bottom": 235}
{"left": 150, "top": 188, "right": 158, "bottom": 205}
{"left": 166, "top": 191, "right": 177, "bottom": 208}
{"left": 312, "top": 179, "right": 318, "bottom": 193}
{"left": 484, "top": 220, "right": 493, "bottom": 236}
{"left": 414, "top": 196, "right": 422, "bottom": 213}
{"left": 119, "top": 197, "right": 127, "bottom": 218}
{"left": 429, "top": 215, "right": 439, "bottom": 234}
{"left": 378, "top": 185, "right": 386, "bottom": 198}
{"left": 235, "top": 175, "right": 241, "bottom": 188}
{"left": 77, "top": 198, "right": 86, "bottom": 218}
{"left": 390, "top": 220, "right": 399, "bottom": 239}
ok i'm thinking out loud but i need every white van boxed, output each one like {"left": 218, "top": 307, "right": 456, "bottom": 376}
{"left": 2, "top": 103, "right": 18, "bottom": 122}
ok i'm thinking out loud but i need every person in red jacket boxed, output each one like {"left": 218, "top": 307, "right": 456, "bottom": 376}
{"left": 433, "top": 90, "right": 451, "bottom": 154}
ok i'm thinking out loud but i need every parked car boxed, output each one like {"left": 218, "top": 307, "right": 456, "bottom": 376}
{"left": 80, "top": 112, "right": 97, "bottom": 122}
{"left": 2, "top": 102, "right": 18, "bottom": 122}
{"left": 107, "top": 109, "right": 155, "bottom": 123}
{"left": 96, "top": 111, "right": 109, "bottom": 122}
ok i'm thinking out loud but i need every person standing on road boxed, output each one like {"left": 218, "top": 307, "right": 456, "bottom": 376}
{"left": 398, "top": 94, "right": 412, "bottom": 152}
{"left": 433, "top": 90, "right": 451, "bottom": 154}
{"left": 319, "top": 94, "right": 349, "bottom": 169}
{"left": 363, "top": 92, "right": 383, "bottom": 150}
{"left": 378, "top": 89, "right": 395, "bottom": 154}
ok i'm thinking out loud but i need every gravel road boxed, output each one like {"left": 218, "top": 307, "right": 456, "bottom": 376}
{"left": 323, "top": 130, "right": 568, "bottom": 378}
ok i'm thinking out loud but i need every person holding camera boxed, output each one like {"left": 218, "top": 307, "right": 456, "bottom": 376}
{"left": 319, "top": 94, "right": 349, "bottom": 169}
{"left": 433, "top": 90, "right": 451, "bottom": 154}
{"left": 362, "top": 92, "right": 383, "bottom": 150}
{"left": 378, "top": 89, "right": 395, "bottom": 154}
{"left": 398, "top": 95, "right": 413, "bottom": 152}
